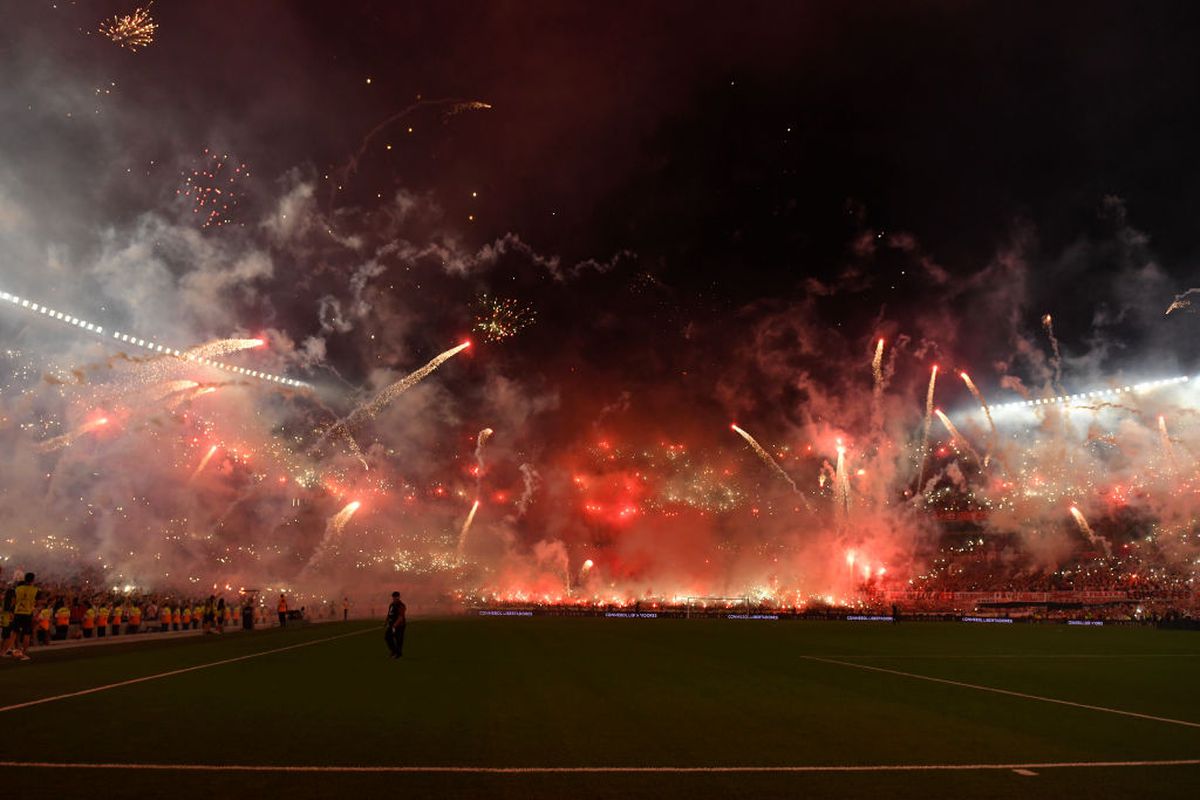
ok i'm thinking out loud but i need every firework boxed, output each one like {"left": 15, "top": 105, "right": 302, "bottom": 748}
{"left": 0, "top": 288, "right": 306, "bottom": 387}
{"left": 1165, "top": 288, "right": 1200, "bottom": 315}
{"left": 833, "top": 440, "right": 851, "bottom": 515}
{"left": 314, "top": 341, "right": 470, "bottom": 456}
{"left": 731, "top": 424, "right": 813, "bottom": 510}
{"left": 1069, "top": 505, "right": 1111, "bottom": 556}
{"left": 331, "top": 98, "right": 491, "bottom": 205}
{"left": 871, "top": 338, "right": 885, "bottom": 433}
{"left": 305, "top": 500, "right": 363, "bottom": 572}
{"left": 36, "top": 416, "right": 108, "bottom": 453}
{"left": 916, "top": 365, "right": 938, "bottom": 495}
{"left": 1042, "top": 313, "right": 1064, "bottom": 390}
{"left": 474, "top": 427, "right": 494, "bottom": 491}
{"left": 178, "top": 150, "right": 249, "bottom": 229}
{"left": 457, "top": 499, "right": 481, "bottom": 554}
{"left": 98, "top": 4, "right": 157, "bottom": 51}
{"left": 184, "top": 338, "right": 264, "bottom": 360}
{"left": 934, "top": 409, "right": 982, "bottom": 464}
{"left": 1158, "top": 415, "right": 1176, "bottom": 470}
{"left": 362, "top": 341, "right": 470, "bottom": 419}
{"left": 959, "top": 372, "right": 996, "bottom": 436}
{"left": 444, "top": 100, "right": 494, "bottom": 119}
{"left": 473, "top": 295, "right": 536, "bottom": 343}
{"left": 189, "top": 445, "right": 219, "bottom": 482}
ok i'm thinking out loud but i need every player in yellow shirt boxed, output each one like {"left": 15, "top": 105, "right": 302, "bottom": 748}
{"left": 2, "top": 573, "right": 39, "bottom": 660}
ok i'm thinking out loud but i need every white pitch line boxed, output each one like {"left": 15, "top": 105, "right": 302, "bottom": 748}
{"left": 0, "top": 628, "right": 372, "bottom": 714}
{"left": 812, "top": 653, "right": 1200, "bottom": 659}
{"left": 801, "top": 655, "right": 1200, "bottom": 729}
{"left": 0, "top": 759, "right": 1196, "bottom": 774}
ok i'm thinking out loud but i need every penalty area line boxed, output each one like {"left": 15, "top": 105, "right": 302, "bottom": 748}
{"left": 0, "top": 628, "right": 373, "bottom": 714}
{"left": 0, "top": 759, "right": 1196, "bottom": 774}
{"left": 801, "top": 655, "right": 1200, "bottom": 730}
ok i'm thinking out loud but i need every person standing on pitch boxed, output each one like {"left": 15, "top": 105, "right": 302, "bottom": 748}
{"left": 342, "top": 596, "right": 350, "bottom": 622}
{"left": 384, "top": 592, "right": 406, "bottom": 659}
{"left": 277, "top": 593, "right": 288, "bottom": 627}
{"left": 3, "top": 573, "right": 38, "bottom": 660}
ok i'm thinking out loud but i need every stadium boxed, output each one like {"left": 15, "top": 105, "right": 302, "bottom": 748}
{"left": 2, "top": 2, "right": 1200, "bottom": 798}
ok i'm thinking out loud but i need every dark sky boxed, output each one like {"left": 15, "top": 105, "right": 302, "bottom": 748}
{"left": 5, "top": 0, "right": 1200, "bottom": 420}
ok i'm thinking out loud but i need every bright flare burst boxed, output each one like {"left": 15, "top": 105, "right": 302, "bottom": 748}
{"left": 98, "top": 4, "right": 157, "bottom": 51}
{"left": 473, "top": 295, "right": 536, "bottom": 343}
{"left": 178, "top": 150, "right": 249, "bottom": 229}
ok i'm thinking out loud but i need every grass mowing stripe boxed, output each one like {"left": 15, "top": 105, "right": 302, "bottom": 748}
{"left": 0, "top": 628, "right": 373, "bottom": 714}
{"left": 0, "top": 759, "right": 1196, "bottom": 773}
{"left": 801, "top": 655, "right": 1200, "bottom": 729}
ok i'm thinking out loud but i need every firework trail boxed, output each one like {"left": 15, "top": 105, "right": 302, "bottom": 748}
{"left": 36, "top": 417, "right": 108, "bottom": 453}
{"left": 98, "top": 3, "right": 156, "bottom": 51}
{"left": 475, "top": 428, "right": 494, "bottom": 475}
{"left": 731, "top": 424, "right": 798, "bottom": 492}
{"left": 1165, "top": 288, "right": 1200, "bottom": 315}
{"left": 1158, "top": 415, "right": 1177, "bottom": 471}
{"left": 1069, "top": 505, "right": 1112, "bottom": 556}
{"left": 1042, "top": 313, "right": 1064, "bottom": 390}
{"left": 871, "top": 338, "right": 885, "bottom": 434}
{"left": 916, "top": 365, "right": 938, "bottom": 496}
{"left": 959, "top": 371, "right": 999, "bottom": 469}
{"left": 731, "top": 424, "right": 814, "bottom": 511}
{"left": 305, "top": 500, "right": 362, "bottom": 571}
{"left": 456, "top": 499, "right": 481, "bottom": 554}
{"left": 515, "top": 463, "right": 540, "bottom": 517}
{"left": 165, "top": 385, "right": 217, "bottom": 410}
{"left": 360, "top": 342, "right": 470, "bottom": 420}
{"left": 959, "top": 372, "right": 996, "bottom": 436}
{"left": 315, "top": 341, "right": 470, "bottom": 453}
{"left": 184, "top": 338, "right": 264, "bottom": 360}
{"left": 330, "top": 98, "right": 491, "bottom": 205}
{"left": 833, "top": 440, "right": 851, "bottom": 516}
{"left": 189, "top": 445, "right": 219, "bottom": 482}
{"left": 934, "top": 409, "right": 983, "bottom": 465}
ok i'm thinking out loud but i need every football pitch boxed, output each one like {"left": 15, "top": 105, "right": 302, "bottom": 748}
{"left": 1, "top": 616, "right": 1198, "bottom": 799}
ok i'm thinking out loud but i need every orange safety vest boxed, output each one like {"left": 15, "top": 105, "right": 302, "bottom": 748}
{"left": 172, "top": 608, "right": 181, "bottom": 624}
{"left": 39, "top": 609, "right": 51, "bottom": 630}
{"left": 181, "top": 607, "right": 191, "bottom": 624}
{"left": 277, "top": 597, "right": 287, "bottom": 612}
{"left": 161, "top": 606, "right": 172, "bottom": 622}
{"left": 113, "top": 606, "right": 123, "bottom": 623}
{"left": 129, "top": 607, "right": 142, "bottom": 623}
{"left": 97, "top": 607, "right": 110, "bottom": 626}
{"left": 82, "top": 608, "right": 95, "bottom": 629}
{"left": 55, "top": 607, "right": 70, "bottom": 626}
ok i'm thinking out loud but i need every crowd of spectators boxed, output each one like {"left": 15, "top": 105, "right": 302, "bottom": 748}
{"left": 0, "top": 575, "right": 351, "bottom": 660}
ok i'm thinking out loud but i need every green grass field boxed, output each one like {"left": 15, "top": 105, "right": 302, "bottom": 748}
{"left": 1, "top": 616, "right": 1199, "bottom": 799}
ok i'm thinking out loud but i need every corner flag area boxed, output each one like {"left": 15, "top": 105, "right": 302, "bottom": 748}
{"left": 2, "top": 618, "right": 1199, "bottom": 799}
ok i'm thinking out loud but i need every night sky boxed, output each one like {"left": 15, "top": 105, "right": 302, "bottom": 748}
{"left": 2, "top": 1, "right": 1200, "bottom": 597}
